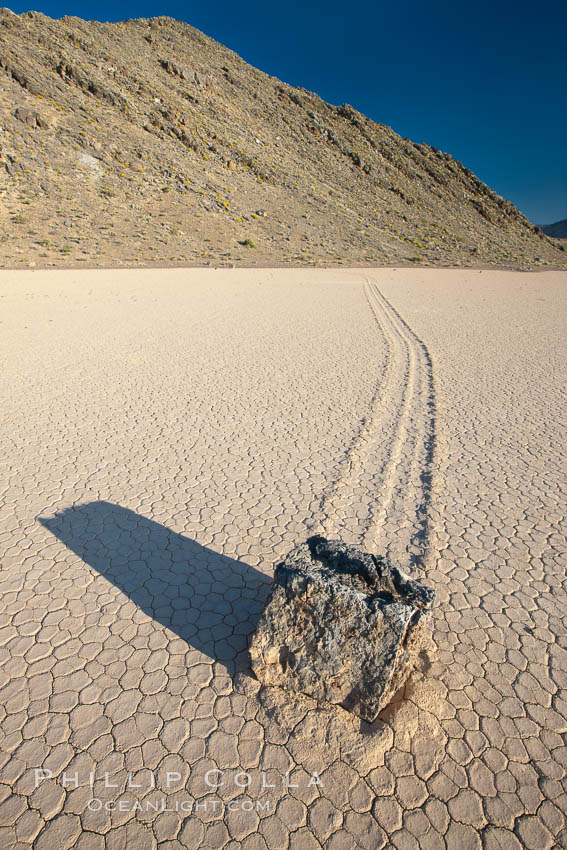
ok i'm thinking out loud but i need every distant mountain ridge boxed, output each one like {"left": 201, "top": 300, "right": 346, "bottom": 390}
{"left": 0, "top": 10, "right": 565, "bottom": 268}
{"left": 539, "top": 219, "right": 567, "bottom": 239}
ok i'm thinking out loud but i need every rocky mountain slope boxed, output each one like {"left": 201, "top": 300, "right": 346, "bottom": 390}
{"left": 540, "top": 218, "right": 567, "bottom": 239}
{"left": 1, "top": 9, "right": 565, "bottom": 269}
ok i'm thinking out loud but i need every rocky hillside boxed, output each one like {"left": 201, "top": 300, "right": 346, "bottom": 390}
{"left": 1, "top": 9, "right": 565, "bottom": 269}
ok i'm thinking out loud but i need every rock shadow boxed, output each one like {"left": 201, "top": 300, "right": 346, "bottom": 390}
{"left": 39, "top": 501, "right": 271, "bottom": 676}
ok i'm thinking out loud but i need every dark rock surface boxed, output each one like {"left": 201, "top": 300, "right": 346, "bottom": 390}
{"left": 249, "top": 535, "right": 435, "bottom": 722}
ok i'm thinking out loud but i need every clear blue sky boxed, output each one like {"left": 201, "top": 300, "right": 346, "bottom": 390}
{"left": 10, "top": 0, "right": 567, "bottom": 223}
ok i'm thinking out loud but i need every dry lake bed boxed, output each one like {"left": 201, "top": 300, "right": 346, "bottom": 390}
{"left": 0, "top": 267, "right": 565, "bottom": 849}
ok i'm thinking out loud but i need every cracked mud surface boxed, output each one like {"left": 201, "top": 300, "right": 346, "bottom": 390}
{"left": 0, "top": 267, "right": 566, "bottom": 849}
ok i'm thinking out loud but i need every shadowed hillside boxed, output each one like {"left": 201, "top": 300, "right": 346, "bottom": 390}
{"left": 1, "top": 9, "right": 565, "bottom": 269}
{"left": 540, "top": 219, "right": 567, "bottom": 239}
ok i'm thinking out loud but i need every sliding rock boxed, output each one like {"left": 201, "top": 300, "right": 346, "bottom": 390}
{"left": 249, "top": 535, "right": 435, "bottom": 722}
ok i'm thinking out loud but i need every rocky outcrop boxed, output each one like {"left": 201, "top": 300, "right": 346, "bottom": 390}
{"left": 12, "top": 106, "right": 49, "bottom": 128}
{"left": 159, "top": 58, "right": 186, "bottom": 79}
{"left": 249, "top": 536, "right": 435, "bottom": 723}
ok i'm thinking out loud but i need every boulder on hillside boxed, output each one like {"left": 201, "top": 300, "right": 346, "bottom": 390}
{"left": 13, "top": 106, "right": 49, "bottom": 128}
{"left": 249, "top": 536, "right": 435, "bottom": 722}
{"left": 159, "top": 58, "right": 186, "bottom": 79}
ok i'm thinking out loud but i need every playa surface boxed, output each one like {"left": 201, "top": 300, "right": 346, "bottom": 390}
{"left": 0, "top": 267, "right": 565, "bottom": 849}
